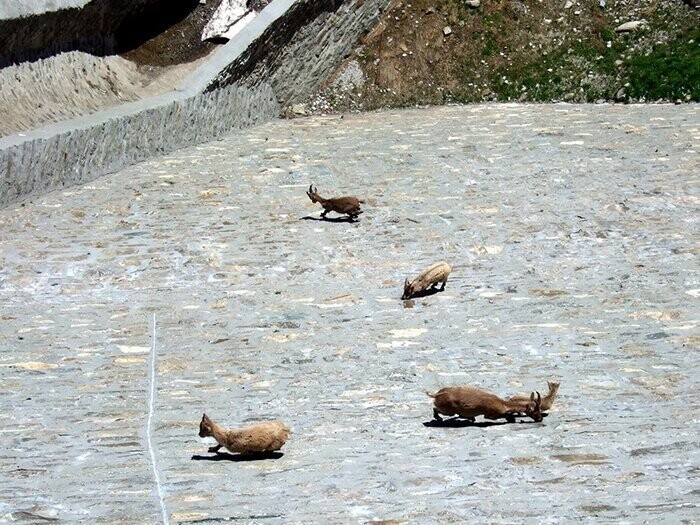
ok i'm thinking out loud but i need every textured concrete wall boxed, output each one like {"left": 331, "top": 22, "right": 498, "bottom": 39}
{"left": 0, "top": 0, "right": 392, "bottom": 208}
{"left": 208, "top": 0, "right": 392, "bottom": 106}
{"left": 0, "top": 84, "right": 278, "bottom": 207}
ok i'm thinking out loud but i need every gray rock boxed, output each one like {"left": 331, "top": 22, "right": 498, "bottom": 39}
{"left": 201, "top": 0, "right": 251, "bottom": 41}
{"left": 291, "top": 103, "right": 308, "bottom": 115}
{"left": 615, "top": 20, "right": 648, "bottom": 32}
{"left": 464, "top": 0, "right": 481, "bottom": 7}
{"left": 443, "top": 26, "right": 452, "bottom": 36}
{"left": 509, "top": 0, "right": 528, "bottom": 15}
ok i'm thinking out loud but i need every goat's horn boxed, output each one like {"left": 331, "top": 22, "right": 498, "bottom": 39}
{"left": 536, "top": 391, "right": 541, "bottom": 403}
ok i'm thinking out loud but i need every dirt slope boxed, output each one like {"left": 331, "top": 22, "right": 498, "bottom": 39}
{"left": 306, "top": 0, "right": 699, "bottom": 112}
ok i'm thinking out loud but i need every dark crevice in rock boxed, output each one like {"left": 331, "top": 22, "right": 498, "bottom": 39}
{"left": 0, "top": 0, "right": 215, "bottom": 68}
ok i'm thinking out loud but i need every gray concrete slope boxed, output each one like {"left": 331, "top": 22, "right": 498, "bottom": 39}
{"left": 0, "top": 104, "right": 698, "bottom": 523}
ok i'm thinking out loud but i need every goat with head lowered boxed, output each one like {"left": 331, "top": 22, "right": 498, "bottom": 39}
{"left": 402, "top": 261, "right": 452, "bottom": 300}
{"left": 306, "top": 184, "right": 364, "bottom": 220}
{"left": 427, "top": 385, "right": 543, "bottom": 423}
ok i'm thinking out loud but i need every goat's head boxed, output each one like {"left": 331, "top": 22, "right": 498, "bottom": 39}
{"left": 525, "top": 391, "right": 543, "bottom": 422}
{"left": 199, "top": 413, "right": 213, "bottom": 438}
{"left": 402, "top": 278, "right": 414, "bottom": 300}
{"left": 306, "top": 184, "right": 320, "bottom": 203}
{"left": 547, "top": 381, "right": 560, "bottom": 396}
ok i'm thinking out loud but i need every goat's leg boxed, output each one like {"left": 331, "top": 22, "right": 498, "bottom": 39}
{"left": 440, "top": 280, "right": 447, "bottom": 291}
{"left": 433, "top": 408, "right": 443, "bottom": 422}
{"left": 208, "top": 444, "right": 223, "bottom": 453}
{"left": 320, "top": 209, "right": 329, "bottom": 218}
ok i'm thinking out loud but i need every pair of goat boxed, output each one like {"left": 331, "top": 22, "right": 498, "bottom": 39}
{"left": 199, "top": 382, "right": 559, "bottom": 455}
{"left": 306, "top": 185, "right": 452, "bottom": 300}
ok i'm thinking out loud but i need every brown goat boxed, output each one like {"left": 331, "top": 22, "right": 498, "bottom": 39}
{"left": 427, "top": 386, "right": 543, "bottom": 423}
{"left": 306, "top": 184, "right": 364, "bottom": 220}
{"left": 199, "top": 414, "right": 290, "bottom": 454}
{"left": 507, "top": 381, "right": 560, "bottom": 411}
{"left": 402, "top": 261, "right": 452, "bottom": 300}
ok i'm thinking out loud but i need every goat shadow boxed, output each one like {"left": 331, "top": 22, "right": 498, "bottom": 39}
{"left": 299, "top": 215, "right": 360, "bottom": 223}
{"left": 423, "top": 416, "right": 545, "bottom": 428}
{"left": 403, "top": 287, "right": 443, "bottom": 300}
{"left": 191, "top": 451, "right": 284, "bottom": 462}
{"left": 424, "top": 419, "right": 507, "bottom": 428}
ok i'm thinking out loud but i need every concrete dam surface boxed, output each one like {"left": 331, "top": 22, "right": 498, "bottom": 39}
{"left": 0, "top": 104, "right": 697, "bottom": 523}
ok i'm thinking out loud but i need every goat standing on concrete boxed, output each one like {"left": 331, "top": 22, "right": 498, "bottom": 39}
{"left": 306, "top": 184, "right": 364, "bottom": 220}
{"left": 427, "top": 386, "right": 543, "bottom": 423}
{"left": 199, "top": 414, "right": 290, "bottom": 454}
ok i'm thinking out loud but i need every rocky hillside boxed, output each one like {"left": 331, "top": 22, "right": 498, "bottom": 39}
{"left": 304, "top": 0, "right": 699, "bottom": 113}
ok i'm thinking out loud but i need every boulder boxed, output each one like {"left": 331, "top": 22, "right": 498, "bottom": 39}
{"left": 614, "top": 20, "right": 648, "bottom": 33}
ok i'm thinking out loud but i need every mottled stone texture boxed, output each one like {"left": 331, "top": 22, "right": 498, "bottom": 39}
{"left": 0, "top": 104, "right": 698, "bottom": 523}
{"left": 0, "top": 0, "right": 392, "bottom": 208}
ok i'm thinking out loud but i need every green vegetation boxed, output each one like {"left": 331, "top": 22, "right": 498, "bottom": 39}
{"left": 313, "top": 0, "right": 700, "bottom": 111}
{"left": 625, "top": 28, "right": 700, "bottom": 101}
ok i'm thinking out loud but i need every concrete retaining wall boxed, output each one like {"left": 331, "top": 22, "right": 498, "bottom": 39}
{"left": 0, "top": 0, "right": 391, "bottom": 208}
{"left": 0, "top": 84, "right": 278, "bottom": 205}
{"left": 207, "top": 0, "right": 393, "bottom": 106}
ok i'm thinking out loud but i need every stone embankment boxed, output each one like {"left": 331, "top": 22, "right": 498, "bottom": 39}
{"left": 0, "top": 103, "right": 697, "bottom": 523}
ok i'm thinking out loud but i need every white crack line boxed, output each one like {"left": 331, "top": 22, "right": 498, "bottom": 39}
{"left": 147, "top": 313, "right": 170, "bottom": 525}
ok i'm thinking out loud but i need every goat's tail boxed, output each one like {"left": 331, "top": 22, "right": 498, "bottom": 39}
{"left": 425, "top": 391, "right": 437, "bottom": 398}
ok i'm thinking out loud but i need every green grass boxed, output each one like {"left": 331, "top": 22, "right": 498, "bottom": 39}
{"left": 625, "top": 29, "right": 700, "bottom": 101}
